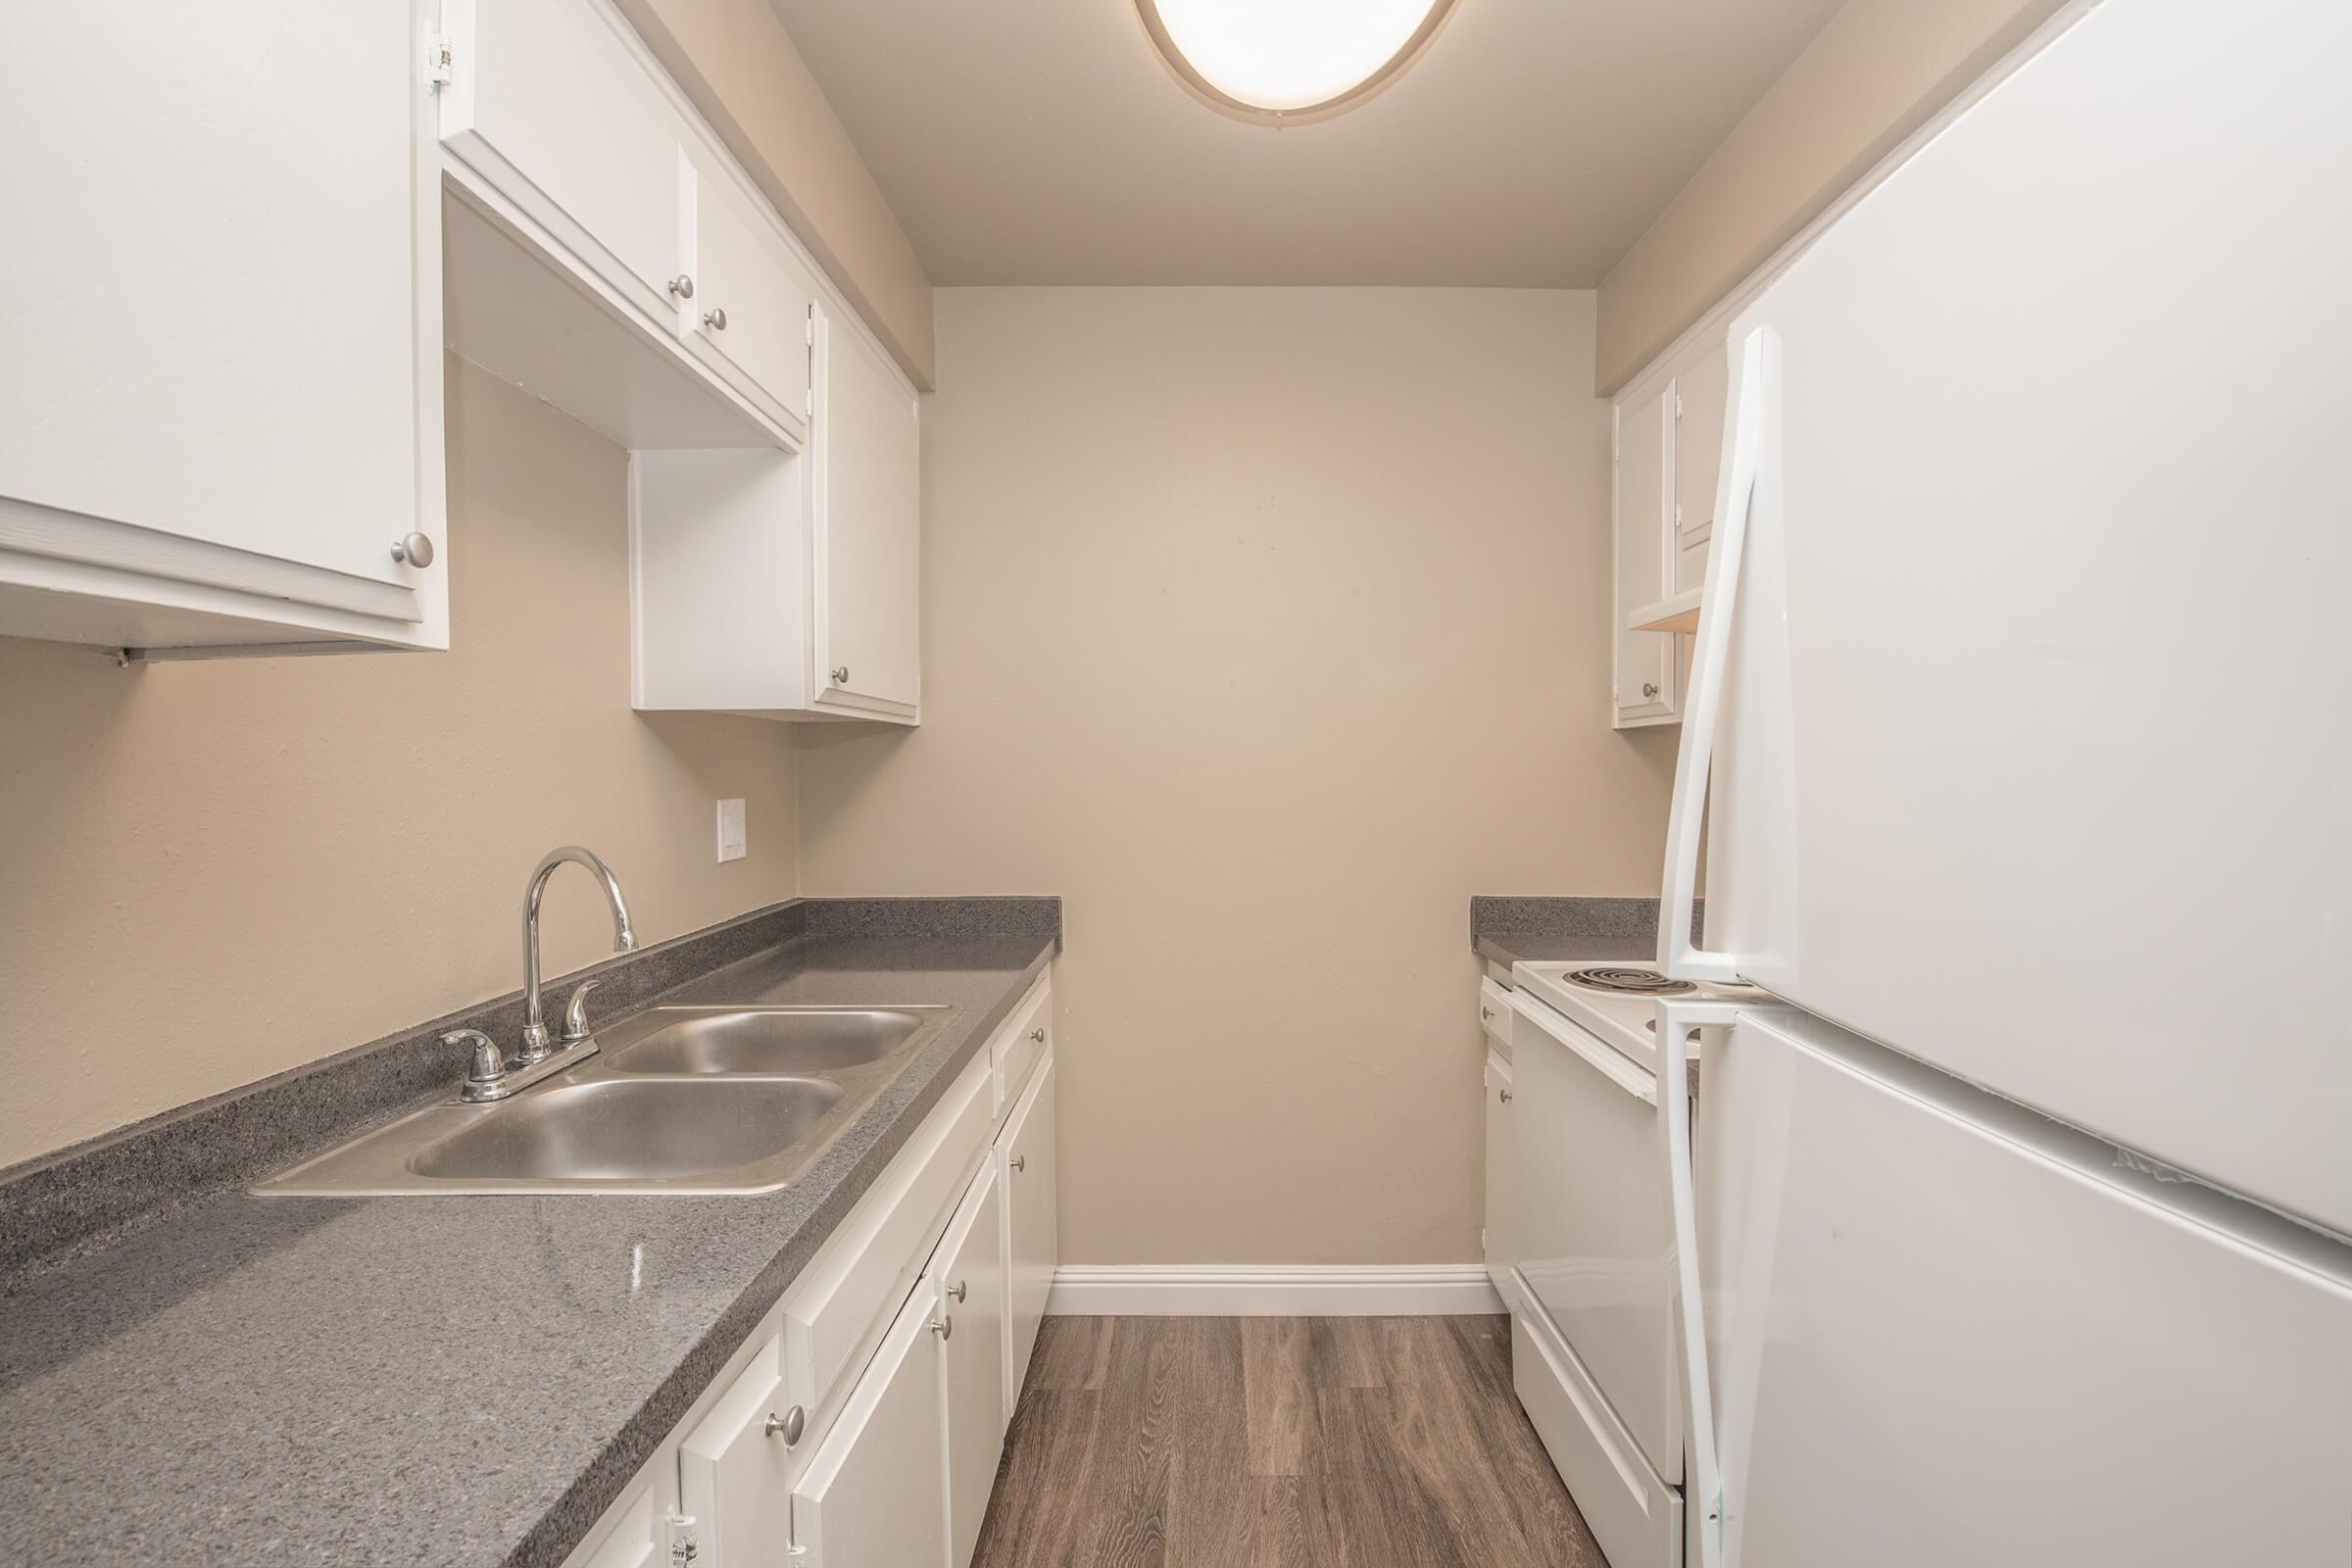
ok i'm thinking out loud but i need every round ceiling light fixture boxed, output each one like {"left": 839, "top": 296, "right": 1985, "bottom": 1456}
{"left": 1135, "top": 0, "right": 1461, "bottom": 126}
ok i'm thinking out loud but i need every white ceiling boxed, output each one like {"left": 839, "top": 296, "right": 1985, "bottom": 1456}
{"left": 765, "top": 0, "right": 1847, "bottom": 287}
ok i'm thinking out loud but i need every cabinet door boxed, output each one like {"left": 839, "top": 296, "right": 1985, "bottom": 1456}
{"left": 441, "top": 0, "right": 686, "bottom": 326}
{"left": 933, "top": 1163, "right": 1006, "bottom": 1568}
{"left": 574, "top": 1463, "right": 687, "bottom": 1568}
{"left": 999, "top": 1056, "right": 1059, "bottom": 1409}
{"left": 810, "top": 303, "right": 922, "bottom": 718}
{"left": 1672, "top": 338, "right": 1729, "bottom": 551}
{"left": 1613, "top": 392, "right": 1677, "bottom": 725}
{"left": 1483, "top": 1052, "right": 1515, "bottom": 1309}
{"left": 790, "top": 1291, "right": 949, "bottom": 1568}
{"left": 679, "top": 1335, "right": 796, "bottom": 1568}
{"left": 0, "top": 0, "right": 442, "bottom": 649}
{"left": 689, "top": 166, "right": 817, "bottom": 440}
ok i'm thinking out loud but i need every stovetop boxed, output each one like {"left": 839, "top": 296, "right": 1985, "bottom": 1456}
{"left": 1510, "top": 956, "right": 1763, "bottom": 1073}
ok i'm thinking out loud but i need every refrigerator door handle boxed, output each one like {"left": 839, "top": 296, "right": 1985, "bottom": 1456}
{"left": 1659, "top": 997, "right": 1744, "bottom": 1568}
{"left": 1659, "top": 326, "right": 1779, "bottom": 983}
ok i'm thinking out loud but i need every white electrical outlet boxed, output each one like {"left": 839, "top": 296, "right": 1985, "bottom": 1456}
{"left": 715, "top": 798, "right": 747, "bottom": 862}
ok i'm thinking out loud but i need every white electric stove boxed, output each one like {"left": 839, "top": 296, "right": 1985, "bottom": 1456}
{"left": 1510, "top": 958, "right": 1763, "bottom": 1074}
{"left": 1498, "top": 956, "right": 1766, "bottom": 1568}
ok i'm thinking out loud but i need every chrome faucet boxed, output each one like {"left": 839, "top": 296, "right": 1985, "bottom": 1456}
{"left": 462, "top": 848, "right": 638, "bottom": 1102}
{"left": 520, "top": 846, "right": 637, "bottom": 1060}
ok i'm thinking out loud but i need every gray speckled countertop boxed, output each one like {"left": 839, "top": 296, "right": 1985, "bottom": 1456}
{"left": 0, "top": 927, "right": 1054, "bottom": 1567}
{"left": 1470, "top": 894, "right": 1684, "bottom": 969}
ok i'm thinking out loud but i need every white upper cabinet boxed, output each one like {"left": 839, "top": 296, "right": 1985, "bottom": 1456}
{"left": 440, "top": 0, "right": 687, "bottom": 326}
{"left": 1612, "top": 390, "right": 1678, "bottom": 726}
{"left": 439, "top": 0, "right": 922, "bottom": 724}
{"left": 688, "top": 165, "right": 819, "bottom": 444}
{"left": 811, "top": 305, "right": 924, "bottom": 719}
{"left": 1672, "top": 337, "right": 1729, "bottom": 563}
{"left": 1611, "top": 327, "right": 1732, "bottom": 728}
{"left": 0, "top": 0, "right": 445, "bottom": 656}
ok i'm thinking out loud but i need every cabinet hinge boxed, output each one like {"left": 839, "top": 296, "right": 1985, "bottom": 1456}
{"left": 425, "top": 32, "right": 455, "bottom": 90}
{"left": 664, "top": 1512, "right": 699, "bottom": 1567}
{"left": 1674, "top": 390, "right": 1685, "bottom": 420}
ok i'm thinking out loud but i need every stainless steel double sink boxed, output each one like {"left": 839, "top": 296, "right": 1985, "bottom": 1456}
{"left": 255, "top": 1005, "right": 950, "bottom": 1197}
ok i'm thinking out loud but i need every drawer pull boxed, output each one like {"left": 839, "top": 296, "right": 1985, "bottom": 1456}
{"left": 1481, "top": 1005, "right": 1494, "bottom": 1020}
{"left": 764, "top": 1405, "right": 806, "bottom": 1446}
{"left": 931, "top": 1313, "right": 954, "bottom": 1340}
{"left": 1028, "top": 1027, "right": 1046, "bottom": 1044}
{"left": 949, "top": 1279, "right": 968, "bottom": 1303}
{"left": 1009, "top": 1153, "right": 1027, "bottom": 1173}
{"left": 1499, "top": 1089, "right": 1513, "bottom": 1104}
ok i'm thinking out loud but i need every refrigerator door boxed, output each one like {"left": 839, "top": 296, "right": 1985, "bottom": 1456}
{"left": 1686, "top": 1006, "right": 2352, "bottom": 1568}
{"left": 1667, "top": 0, "right": 2352, "bottom": 1233}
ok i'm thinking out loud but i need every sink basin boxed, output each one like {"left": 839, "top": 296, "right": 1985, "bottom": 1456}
{"left": 601, "top": 1006, "right": 936, "bottom": 1075}
{"left": 254, "top": 998, "right": 956, "bottom": 1197}
{"left": 407, "top": 1078, "right": 843, "bottom": 1183}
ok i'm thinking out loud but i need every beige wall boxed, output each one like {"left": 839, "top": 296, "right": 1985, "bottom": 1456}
{"left": 615, "top": 0, "right": 936, "bottom": 388}
{"left": 1593, "top": 0, "right": 2068, "bottom": 392}
{"left": 0, "top": 357, "right": 801, "bottom": 1168}
{"left": 797, "top": 287, "right": 1677, "bottom": 1265}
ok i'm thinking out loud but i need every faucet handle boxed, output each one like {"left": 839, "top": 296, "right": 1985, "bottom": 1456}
{"left": 562, "top": 977, "right": 606, "bottom": 1045}
{"left": 448, "top": 1029, "right": 507, "bottom": 1091}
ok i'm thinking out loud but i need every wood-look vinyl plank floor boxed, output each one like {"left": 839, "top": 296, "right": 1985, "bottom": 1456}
{"left": 972, "top": 1316, "right": 1605, "bottom": 1568}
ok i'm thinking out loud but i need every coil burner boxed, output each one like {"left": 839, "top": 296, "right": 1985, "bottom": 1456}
{"left": 1563, "top": 967, "right": 1695, "bottom": 997}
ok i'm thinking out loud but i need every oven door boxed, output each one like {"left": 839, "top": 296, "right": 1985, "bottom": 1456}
{"left": 1508, "top": 988, "right": 1681, "bottom": 1484}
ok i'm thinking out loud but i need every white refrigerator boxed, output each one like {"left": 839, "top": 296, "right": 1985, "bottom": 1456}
{"left": 1653, "top": 0, "right": 2352, "bottom": 1563}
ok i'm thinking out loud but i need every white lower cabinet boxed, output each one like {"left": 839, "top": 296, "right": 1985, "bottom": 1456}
{"left": 1482, "top": 1049, "right": 1514, "bottom": 1310}
{"left": 678, "top": 1333, "right": 794, "bottom": 1568}
{"left": 565, "top": 979, "right": 1056, "bottom": 1568}
{"left": 791, "top": 1290, "right": 951, "bottom": 1568}
{"left": 932, "top": 1163, "right": 1007, "bottom": 1568}
{"left": 999, "top": 1056, "right": 1059, "bottom": 1409}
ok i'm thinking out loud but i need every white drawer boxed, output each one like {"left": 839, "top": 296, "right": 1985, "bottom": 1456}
{"left": 989, "top": 976, "right": 1052, "bottom": 1116}
{"left": 1514, "top": 1310, "right": 1681, "bottom": 1568}
{"left": 1478, "top": 976, "right": 1512, "bottom": 1052}
{"left": 780, "top": 1052, "right": 992, "bottom": 1424}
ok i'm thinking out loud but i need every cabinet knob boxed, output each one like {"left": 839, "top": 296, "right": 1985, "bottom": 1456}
{"left": 763, "top": 1405, "right": 806, "bottom": 1446}
{"left": 1029, "top": 1027, "right": 1046, "bottom": 1044}
{"left": 949, "top": 1279, "right": 967, "bottom": 1303}
{"left": 930, "top": 1312, "right": 954, "bottom": 1340}
{"left": 390, "top": 532, "right": 435, "bottom": 568}
{"left": 830, "top": 665, "right": 850, "bottom": 684}
{"left": 1499, "top": 1089, "right": 1513, "bottom": 1104}
{"left": 1480, "top": 1005, "right": 1493, "bottom": 1020}
{"left": 1642, "top": 682, "right": 1660, "bottom": 699}
{"left": 1009, "top": 1153, "right": 1027, "bottom": 1173}
{"left": 702, "top": 307, "right": 727, "bottom": 331}
{"left": 668, "top": 273, "right": 695, "bottom": 300}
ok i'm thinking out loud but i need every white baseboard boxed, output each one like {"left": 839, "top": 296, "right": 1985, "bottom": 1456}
{"left": 1045, "top": 1263, "right": 1505, "bottom": 1317}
